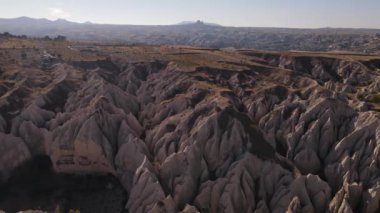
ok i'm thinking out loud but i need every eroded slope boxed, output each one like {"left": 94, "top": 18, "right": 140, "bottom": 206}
{"left": 0, "top": 38, "right": 380, "bottom": 212}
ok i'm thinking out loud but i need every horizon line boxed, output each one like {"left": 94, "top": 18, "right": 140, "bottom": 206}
{"left": 2, "top": 16, "right": 380, "bottom": 30}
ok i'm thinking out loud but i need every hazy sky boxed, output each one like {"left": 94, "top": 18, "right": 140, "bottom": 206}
{"left": 1, "top": 0, "right": 380, "bottom": 28}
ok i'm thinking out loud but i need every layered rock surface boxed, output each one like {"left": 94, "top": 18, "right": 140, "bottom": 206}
{"left": 0, "top": 39, "right": 380, "bottom": 212}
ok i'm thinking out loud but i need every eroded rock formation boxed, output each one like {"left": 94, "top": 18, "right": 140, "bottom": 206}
{"left": 0, "top": 39, "right": 380, "bottom": 212}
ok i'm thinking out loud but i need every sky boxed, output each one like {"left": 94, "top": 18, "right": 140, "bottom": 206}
{"left": 1, "top": 0, "right": 380, "bottom": 28}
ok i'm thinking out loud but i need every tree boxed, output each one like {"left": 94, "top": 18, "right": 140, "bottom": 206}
{"left": 2, "top": 32, "right": 12, "bottom": 37}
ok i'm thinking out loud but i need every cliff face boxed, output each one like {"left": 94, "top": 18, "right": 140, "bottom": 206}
{"left": 0, "top": 38, "right": 380, "bottom": 212}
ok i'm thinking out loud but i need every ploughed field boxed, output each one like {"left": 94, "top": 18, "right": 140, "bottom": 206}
{"left": 1, "top": 37, "right": 380, "bottom": 212}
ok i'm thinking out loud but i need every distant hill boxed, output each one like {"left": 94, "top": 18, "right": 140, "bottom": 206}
{"left": 176, "top": 20, "right": 221, "bottom": 27}
{"left": 0, "top": 16, "right": 380, "bottom": 52}
{"left": 0, "top": 17, "right": 80, "bottom": 37}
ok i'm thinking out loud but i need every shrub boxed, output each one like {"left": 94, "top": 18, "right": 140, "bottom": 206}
{"left": 356, "top": 93, "right": 364, "bottom": 100}
{"left": 21, "top": 52, "right": 27, "bottom": 59}
{"left": 368, "top": 94, "right": 380, "bottom": 103}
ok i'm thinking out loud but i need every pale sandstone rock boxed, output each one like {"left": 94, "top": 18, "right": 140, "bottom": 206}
{"left": 0, "top": 133, "right": 31, "bottom": 181}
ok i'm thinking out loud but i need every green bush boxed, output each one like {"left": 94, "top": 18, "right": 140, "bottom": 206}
{"left": 356, "top": 93, "right": 364, "bottom": 100}
{"left": 368, "top": 94, "right": 380, "bottom": 103}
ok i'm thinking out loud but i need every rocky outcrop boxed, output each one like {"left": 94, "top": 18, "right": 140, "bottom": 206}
{"left": 0, "top": 133, "right": 31, "bottom": 182}
{"left": 0, "top": 41, "right": 380, "bottom": 212}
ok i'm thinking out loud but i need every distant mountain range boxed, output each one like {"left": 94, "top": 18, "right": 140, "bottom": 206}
{"left": 1, "top": 17, "right": 380, "bottom": 52}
